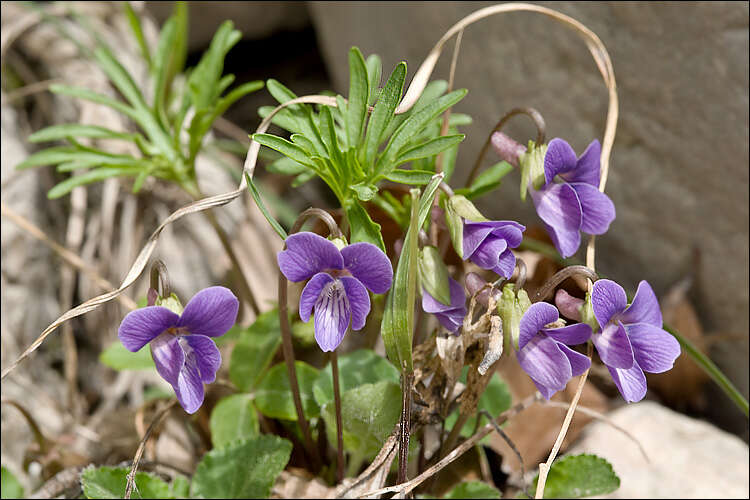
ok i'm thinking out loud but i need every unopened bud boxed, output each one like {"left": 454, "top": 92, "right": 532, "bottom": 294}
{"left": 518, "top": 141, "right": 548, "bottom": 200}
{"left": 497, "top": 284, "right": 531, "bottom": 351}
{"left": 465, "top": 272, "right": 501, "bottom": 308}
{"left": 491, "top": 132, "right": 526, "bottom": 168}
{"left": 555, "top": 289, "right": 584, "bottom": 322}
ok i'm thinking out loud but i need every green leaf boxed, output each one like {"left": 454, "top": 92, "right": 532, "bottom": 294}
{"left": 457, "top": 160, "right": 513, "bottom": 200}
{"left": 444, "top": 481, "right": 501, "bottom": 499}
{"left": 346, "top": 47, "right": 369, "bottom": 148}
{"left": 445, "top": 370, "right": 512, "bottom": 440}
{"left": 253, "top": 133, "right": 316, "bottom": 169}
{"left": 450, "top": 194, "right": 487, "bottom": 222}
{"left": 267, "top": 156, "right": 309, "bottom": 176}
{"left": 320, "top": 381, "right": 401, "bottom": 459}
{"left": 254, "top": 361, "right": 320, "bottom": 420}
{"left": 382, "top": 80, "right": 448, "bottom": 140}
{"left": 345, "top": 201, "right": 385, "bottom": 252}
{"left": 365, "top": 54, "right": 382, "bottom": 105}
{"left": 393, "top": 134, "right": 465, "bottom": 166}
{"left": 385, "top": 169, "right": 436, "bottom": 185}
{"left": 100, "top": 341, "right": 155, "bottom": 371}
{"left": 47, "top": 168, "right": 137, "bottom": 199}
{"left": 169, "top": 475, "right": 190, "bottom": 498}
{"left": 123, "top": 2, "right": 152, "bottom": 70}
{"left": 291, "top": 170, "right": 316, "bottom": 188}
{"left": 229, "top": 309, "right": 282, "bottom": 392}
{"left": 290, "top": 134, "right": 317, "bottom": 156}
{"left": 319, "top": 105, "right": 345, "bottom": 176}
{"left": 80, "top": 466, "right": 173, "bottom": 499}
{"left": 1, "top": 465, "right": 24, "bottom": 499}
{"left": 350, "top": 183, "right": 377, "bottom": 202}
{"left": 187, "top": 21, "right": 241, "bottom": 109}
{"left": 419, "top": 245, "right": 451, "bottom": 306}
{"left": 190, "top": 436, "right": 292, "bottom": 499}
{"left": 530, "top": 454, "right": 620, "bottom": 498}
{"left": 376, "top": 89, "right": 467, "bottom": 176}
{"left": 28, "top": 124, "right": 138, "bottom": 143}
{"left": 210, "top": 394, "right": 260, "bottom": 448}
{"left": 312, "top": 349, "right": 400, "bottom": 407}
{"left": 363, "top": 62, "right": 406, "bottom": 169}
{"left": 92, "top": 47, "right": 148, "bottom": 110}
{"left": 16, "top": 146, "right": 78, "bottom": 169}
{"left": 245, "top": 174, "right": 288, "bottom": 240}
{"left": 50, "top": 84, "right": 138, "bottom": 120}
{"left": 152, "top": 15, "right": 178, "bottom": 122}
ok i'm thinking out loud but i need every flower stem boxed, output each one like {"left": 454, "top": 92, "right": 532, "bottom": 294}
{"left": 397, "top": 370, "right": 414, "bottom": 484}
{"left": 466, "top": 107, "right": 546, "bottom": 187}
{"left": 331, "top": 351, "right": 345, "bottom": 482}
{"left": 533, "top": 265, "right": 598, "bottom": 303}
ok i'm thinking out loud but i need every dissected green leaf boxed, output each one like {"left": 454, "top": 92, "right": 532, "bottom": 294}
{"left": 530, "top": 453, "right": 620, "bottom": 498}
{"left": 1, "top": 465, "right": 24, "bottom": 499}
{"left": 100, "top": 341, "right": 155, "bottom": 371}
{"left": 210, "top": 394, "right": 260, "bottom": 448}
{"left": 457, "top": 160, "right": 514, "bottom": 200}
{"left": 385, "top": 169, "right": 435, "bottom": 185}
{"left": 50, "top": 84, "right": 137, "bottom": 120}
{"left": 444, "top": 481, "right": 501, "bottom": 499}
{"left": 393, "top": 134, "right": 465, "bottom": 167}
{"left": 312, "top": 349, "right": 400, "bottom": 407}
{"left": 346, "top": 47, "right": 369, "bottom": 148}
{"left": 28, "top": 124, "right": 137, "bottom": 143}
{"left": 245, "top": 174, "right": 288, "bottom": 240}
{"left": 48, "top": 168, "right": 137, "bottom": 199}
{"left": 123, "top": 2, "right": 152, "bottom": 70}
{"left": 350, "top": 183, "right": 377, "bottom": 202}
{"left": 229, "top": 308, "right": 282, "bottom": 392}
{"left": 365, "top": 53, "right": 382, "bottom": 105}
{"left": 254, "top": 361, "right": 320, "bottom": 420}
{"left": 80, "top": 466, "right": 173, "bottom": 499}
{"left": 190, "top": 436, "right": 292, "bottom": 499}
{"left": 345, "top": 201, "right": 385, "bottom": 252}
{"left": 320, "top": 381, "right": 401, "bottom": 459}
{"left": 253, "top": 134, "right": 317, "bottom": 169}
{"left": 363, "top": 62, "right": 406, "bottom": 169}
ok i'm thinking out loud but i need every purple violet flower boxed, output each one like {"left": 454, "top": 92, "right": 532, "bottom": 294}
{"left": 278, "top": 232, "right": 393, "bottom": 352}
{"left": 463, "top": 220, "right": 525, "bottom": 279}
{"left": 530, "top": 138, "right": 615, "bottom": 258}
{"left": 118, "top": 286, "right": 239, "bottom": 414}
{"left": 591, "top": 279, "right": 681, "bottom": 403}
{"left": 421, "top": 277, "right": 467, "bottom": 334}
{"left": 517, "top": 302, "right": 592, "bottom": 399}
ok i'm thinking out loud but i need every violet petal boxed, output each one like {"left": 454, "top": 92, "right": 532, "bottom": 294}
{"left": 341, "top": 242, "right": 393, "bottom": 294}
{"left": 278, "top": 232, "right": 344, "bottom": 282}
{"left": 544, "top": 138, "right": 578, "bottom": 185}
{"left": 558, "top": 343, "right": 591, "bottom": 377}
{"left": 313, "top": 280, "right": 351, "bottom": 352}
{"left": 178, "top": 286, "right": 239, "bottom": 337}
{"left": 563, "top": 139, "right": 601, "bottom": 186}
{"left": 544, "top": 323, "right": 592, "bottom": 346}
{"left": 340, "top": 276, "right": 371, "bottom": 331}
{"left": 299, "top": 272, "right": 334, "bottom": 322}
{"left": 532, "top": 184, "right": 583, "bottom": 258}
{"left": 621, "top": 280, "right": 662, "bottom": 327}
{"left": 517, "top": 334, "right": 572, "bottom": 400}
{"left": 494, "top": 248, "right": 517, "bottom": 279}
{"left": 607, "top": 362, "right": 648, "bottom": 403}
{"left": 183, "top": 334, "right": 222, "bottom": 384}
{"left": 518, "top": 302, "right": 559, "bottom": 349}
{"left": 150, "top": 333, "right": 183, "bottom": 386}
{"left": 591, "top": 279, "right": 627, "bottom": 328}
{"left": 468, "top": 236, "right": 508, "bottom": 271}
{"left": 422, "top": 278, "right": 465, "bottom": 314}
{"left": 462, "top": 223, "right": 495, "bottom": 259}
{"left": 625, "top": 322, "right": 681, "bottom": 373}
{"left": 119, "top": 306, "right": 179, "bottom": 352}
{"left": 555, "top": 289, "right": 584, "bottom": 322}
{"left": 592, "top": 321, "right": 634, "bottom": 369}
{"left": 570, "top": 183, "right": 615, "bottom": 235}
{"left": 175, "top": 340, "right": 205, "bottom": 414}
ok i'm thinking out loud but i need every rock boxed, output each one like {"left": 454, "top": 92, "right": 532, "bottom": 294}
{"left": 566, "top": 401, "right": 749, "bottom": 498}
{"left": 306, "top": 0, "right": 749, "bottom": 435}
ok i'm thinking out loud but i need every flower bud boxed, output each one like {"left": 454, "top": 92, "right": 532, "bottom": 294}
{"left": 497, "top": 283, "right": 531, "bottom": 351}
{"left": 418, "top": 245, "right": 451, "bottom": 306}
{"left": 443, "top": 194, "right": 487, "bottom": 259}
{"left": 465, "top": 272, "right": 501, "bottom": 308}
{"left": 555, "top": 288, "right": 584, "bottom": 322}
{"left": 491, "top": 132, "right": 526, "bottom": 168}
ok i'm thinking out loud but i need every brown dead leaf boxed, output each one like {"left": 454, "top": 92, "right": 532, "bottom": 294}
{"left": 273, "top": 467, "right": 336, "bottom": 499}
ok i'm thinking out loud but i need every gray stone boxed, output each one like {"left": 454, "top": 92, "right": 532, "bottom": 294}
{"left": 567, "top": 401, "right": 749, "bottom": 498}
{"left": 306, "top": 1, "right": 749, "bottom": 432}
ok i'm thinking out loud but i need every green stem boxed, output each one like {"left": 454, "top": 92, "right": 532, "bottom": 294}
{"left": 664, "top": 324, "right": 749, "bottom": 417}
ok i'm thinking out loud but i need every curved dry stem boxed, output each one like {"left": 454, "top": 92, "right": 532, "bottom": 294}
{"left": 148, "top": 260, "right": 170, "bottom": 299}
{"left": 533, "top": 265, "right": 598, "bottom": 303}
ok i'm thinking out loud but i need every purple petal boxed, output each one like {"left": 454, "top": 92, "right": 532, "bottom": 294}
{"left": 544, "top": 323, "right": 592, "bottom": 346}
{"left": 340, "top": 276, "right": 371, "bottom": 331}
{"left": 278, "top": 232, "right": 344, "bottom": 282}
{"left": 175, "top": 339, "right": 205, "bottom": 414}
{"left": 592, "top": 321, "right": 634, "bottom": 369}
{"left": 494, "top": 249, "right": 517, "bottom": 279}
{"left": 313, "top": 280, "right": 351, "bottom": 352}
{"left": 299, "top": 272, "right": 334, "bottom": 322}
{"left": 625, "top": 323, "right": 681, "bottom": 373}
{"left": 422, "top": 278, "right": 465, "bottom": 314}
{"left": 150, "top": 333, "right": 183, "bottom": 386}
{"left": 434, "top": 310, "right": 465, "bottom": 333}
{"left": 462, "top": 223, "right": 495, "bottom": 259}
{"left": 183, "top": 334, "right": 222, "bottom": 384}
{"left": 341, "top": 242, "right": 393, "bottom": 294}
{"left": 489, "top": 222, "right": 525, "bottom": 248}
{"left": 177, "top": 286, "right": 239, "bottom": 337}
{"left": 519, "top": 302, "right": 559, "bottom": 349}
{"left": 532, "top": 184, "right": 582, "bottom": 258}
{"left": 607, "top": 362, "right": 647, "bottom": 403}
{"left": 544, "top": 138, "right": 578, "bottom": 185}
{"left": 570, "top": 183, "right": 615, "bottom": 235}
{"left": 468, "top": 236, "right": 508, "bottom": 271}
{"left": 119, "top": 306, "right": 179, "bottom": 352}
{"left": 562, "top": 139, "right": 600, "bottom": 186}
{"left": 517, "top": 334, "right": 572, "bottom": 400}
{"left": 558, "top": 344, "right": 591, "bottom": 377}
{"left": 621, "top": 280, "right": 662, "bottom": 327}
{"left": 555, "top": 289, "right": 584, "bottom": 322}
{"left": 591, "top": 279, "right": 627, "bottom": 328}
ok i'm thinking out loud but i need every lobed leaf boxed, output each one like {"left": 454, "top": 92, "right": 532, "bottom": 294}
{"left": 345, "top": 47, "right": 369, "bottom": 148}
